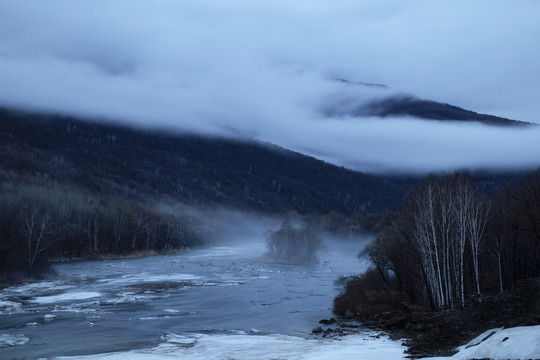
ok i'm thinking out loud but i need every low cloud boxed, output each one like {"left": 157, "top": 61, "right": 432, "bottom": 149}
{"left": 0, "top": 1, "right": 539, "bottom": 173}
{"left": 288, "top": 117, "right": 540, "bottom": 173}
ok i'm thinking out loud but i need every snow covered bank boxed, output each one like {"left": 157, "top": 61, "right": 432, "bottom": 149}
{"left": 53, "top": 326, "right": 540, "bottom": 360}
{"left": 55, "top": 331, "right": 407, "bottom": 360}
{"left": 425, "top": 326, "right": 540, "bottom": 360}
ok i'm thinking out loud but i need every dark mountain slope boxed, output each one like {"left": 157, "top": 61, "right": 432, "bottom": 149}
{"left": 0, "top": 108, "right": 414, "bottom": 215}
{"left": 328, "top": 79, "right": 530, "bottom": 126}
{"left": 366, "top": 96, "right": 530, "bottom": 126}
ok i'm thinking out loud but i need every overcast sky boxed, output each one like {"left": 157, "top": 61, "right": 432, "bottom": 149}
{"left": 1, "top": 1, "right": 539, "bottom": 173}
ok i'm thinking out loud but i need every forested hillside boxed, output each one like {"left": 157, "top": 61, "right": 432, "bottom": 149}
{"left": 0, "top": 108, "right": 413, "bottom": 216}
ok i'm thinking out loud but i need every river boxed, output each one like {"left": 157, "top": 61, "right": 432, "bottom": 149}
{"left": 0, "top": 237, "right": 406, "bottom": 359}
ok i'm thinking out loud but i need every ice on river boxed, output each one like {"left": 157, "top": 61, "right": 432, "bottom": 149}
{"left": 97, "top": 272, "right": 201, "bottom": 286}
{"left": 32, "top": 291, "right": 102, "bottom": 304}
{"left": 0, "top": 300, "right": 22, "bottom": 314}
{"left": 55, "top": 331, "right": 407, "bottom": 360}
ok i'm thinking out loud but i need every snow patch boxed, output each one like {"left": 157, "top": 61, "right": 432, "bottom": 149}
{"left": 425, "top": 326, "right": 540, "bottom": 360}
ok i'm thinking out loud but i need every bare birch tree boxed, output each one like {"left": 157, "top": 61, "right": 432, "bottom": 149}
{"left": 467, "top": 188, "right": 491, "bottom": 297}
{"left": 20, "top": 204, "right": 53, "bottom": 271}
{"left": 452, "top": 172, "right": 471, "bottom": 307}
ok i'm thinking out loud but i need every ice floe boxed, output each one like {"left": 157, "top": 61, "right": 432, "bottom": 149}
{"left": 0, "top": 334, "right": 29, "bottom": 348}
{"left": 97, "top": 273, "right": 200, "bottom": 286}
{"left": 44, "top": 314, "right": 57, "bottom": 321}
{"left": 33, "top": 291, "right": 102, "bottom": 304}
{"left": 0, "top": 300, "right": 22, "bottom": 314}
{"left": 163, "top": 309, "right": 180, "bottom": 314}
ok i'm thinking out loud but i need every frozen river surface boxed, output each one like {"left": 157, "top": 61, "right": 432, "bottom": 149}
{"left": 0, "top": 239, "right": 406, "bottom": 359}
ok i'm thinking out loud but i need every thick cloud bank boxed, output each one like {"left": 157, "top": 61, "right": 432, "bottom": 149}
{"left": 1, "top": 1, "right": 539, "bottom": 173}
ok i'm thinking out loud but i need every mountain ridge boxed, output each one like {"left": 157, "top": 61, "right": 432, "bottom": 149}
{"left": 328, "top": 78, "right": 531, "bottom": 126}
{"left": 365, "top": 95, "right": 531, "bottom": 126}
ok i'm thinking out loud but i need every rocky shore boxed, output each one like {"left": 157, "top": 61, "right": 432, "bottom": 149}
{"left": 318, "top": 277, "right": 540, "bottom": 358}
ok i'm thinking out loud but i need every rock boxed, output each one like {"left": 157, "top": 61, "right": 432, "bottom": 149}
{"left": 384, "top": 315, "right": 408, "bottom": 328}
{"left": 319, "top": 318, "right": 337, "bottom": 325}
{"left": 415, "top": 323, "right": 426, "bottom": 331}
{"left": 312, "top": 326, "right": 323, "bottom": 334}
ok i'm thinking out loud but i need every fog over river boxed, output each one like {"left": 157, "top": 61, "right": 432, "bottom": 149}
{"left": 0, "top": 236, "right": 407, "bottom": 359}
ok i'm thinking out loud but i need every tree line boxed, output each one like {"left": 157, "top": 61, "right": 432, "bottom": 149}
{"left": 0, "top": 178, "right": 205, "bottom": 283}
{"left": 335, "top": 169, "right": 540, "bottom": 313}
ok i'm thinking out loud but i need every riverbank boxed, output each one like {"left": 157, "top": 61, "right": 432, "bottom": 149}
{"left": 48, "top": 248, "right": 196, "bottom": 263}
{"left": 324, "top": 277, "right": 540, "bottom": 358}
{"left": 0, "top": 247, "right": 198, "bottom": 290}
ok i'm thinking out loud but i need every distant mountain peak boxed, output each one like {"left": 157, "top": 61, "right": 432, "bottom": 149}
{"left": 326, "top": 78, "right": 531, "bottom": 127}
{"left": 365, "top": 96, "right": 531, "bottom": 126}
